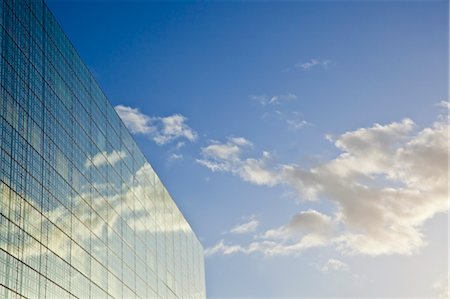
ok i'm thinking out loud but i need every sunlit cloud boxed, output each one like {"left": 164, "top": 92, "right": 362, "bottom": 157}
{"left": 153, "top": 114, "right": 198, "bottom": 145}
{"left": 204, "top": 239, "right": 242, "bottom": 256}
{"left": 115, "top": 105, "right": 197, "bottom": 145}
{"left": 204, "top": 110, "right": 449, "bottom": 257}
{"left": 197, "top": 137, "right": 279, "bottom": 186}
{"left": 229, "top": 215, "right": 259, "bottom": 234}
{"left": 115, "top": 105, "right": 153, "bottom": 134}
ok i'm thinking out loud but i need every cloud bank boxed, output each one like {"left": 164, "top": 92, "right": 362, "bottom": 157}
{"left": 204, "top": 111, "right": 449, "bottom": 257}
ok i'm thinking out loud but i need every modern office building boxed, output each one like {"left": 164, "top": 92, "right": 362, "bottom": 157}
{"left": 0, "top": 0, "right": 206, "bottom": 298}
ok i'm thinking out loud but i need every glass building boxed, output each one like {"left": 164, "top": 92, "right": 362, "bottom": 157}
{"left": 0, "top": 0, "right": 206, "bottom": 298}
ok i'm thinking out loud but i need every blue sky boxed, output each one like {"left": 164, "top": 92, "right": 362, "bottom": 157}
{"left": 48, "top": 1, "right": 448, "bottom": 297}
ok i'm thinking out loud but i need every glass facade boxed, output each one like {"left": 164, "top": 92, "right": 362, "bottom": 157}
{"left": 0, "top": 0, "right": 206, "bottom": 298}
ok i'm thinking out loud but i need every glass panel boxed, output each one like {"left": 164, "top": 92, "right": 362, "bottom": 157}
{"left": 0, "top": 0, "right": 205, "bottom": 298}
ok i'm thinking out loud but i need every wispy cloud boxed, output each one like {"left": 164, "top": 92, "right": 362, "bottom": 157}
{"left": 205, "top": 109, "right": 449, "bottom": 257}
{"left": 204, "top": 239, "right": 242, "bottom": 256}
{"left": 261, "top": 110, "right": 310, "bottom": 131}
{"left": 250, "top": 93, "right": 298, "bottom": 106}
{"left": 286, "top": 119, "right": 308, "bottom": 130}
{"left": 175, "top": 141, "right": 186, "bottom": 150}
{"left": 115, "top": 105, "right": 197, "bottom": 145}
{"left": 168, "top": 153, "right": 183, "bottom": 161}
{"left": 229, "top": 215, "right": 259, "bottom": 234}
{"left": 437, "top": 100, "right": 450, "bottom": 109}
{"left": 206, "top": 209, "right": 333, "bottom": 257}
{"left": 275, "top": 110, "right": 310, "bottom": 130}
{"left": 197, "top": 137, "right": 278, "bottom": 186}
{"left": 320, "top": 259, "right": 350, "bottom": 272}
{"left": 295, "top": 58, "right": 330, "bottom": 71}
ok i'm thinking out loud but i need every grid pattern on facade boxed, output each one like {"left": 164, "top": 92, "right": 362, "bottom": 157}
{"left": 0, "top": 0, "right": 206, "bottom": 298}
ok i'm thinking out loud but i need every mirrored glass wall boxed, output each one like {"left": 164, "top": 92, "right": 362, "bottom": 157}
{"left": 0, "top": 1, "right": 206, "bottom": 298}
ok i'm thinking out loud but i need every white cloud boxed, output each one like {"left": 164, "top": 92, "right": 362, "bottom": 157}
{"left": 250, "top": 93, "right": 297, "bottom": 106}
{"left": 175, "top": 141, "right": 186, "bottom": 150}
{"left": 240, "top": 153, "right": 278, "bottom": 186}
{"left": 204, "top": 239, "right": 243, "bottom": 256}
{"left": 267, "top": 110, "right": 310, "bottom": 131}
{"left": 320, "top": 258, "right": 350, "bottom": 272}
{"left": 286, "top": 119, "right": 308, "bottom": 130}
{"left": 295, "top": 58, "right": 330, "bottom": 71}
{"left": 169, "top": 153, "right": 183, "bottom": 161}
{"left": 229, "top": 215, "right": 259, "bottom": 234}
{"left": 205, "top": 112, "right": 449, "bottom": 257}
{"left": 153, "top": 114, "right": 198, "bottom": 145}
{"left": 229, "top": 137, "right": 253, "bottom": 147}
{"left": 206, "top": 233, "right": 328, "bottom": 257}
{"left": 115, "top": 105, "right": 153, "bottom": 134}
{"left": 433, "top": 274, "right": 449, "bottom": 298}
{"left": 437, "top": 100, "right": 450, "bottom": 109}
{"left": 201, "top": 140, "right": 244, "bottom": 162}
{"left": 85, "top": 150, "right": 126, "bottom": 169}
{"left": 279, "top": 118, "right": 448, "bottom": 256}
{"left": 206, "top": 209, "right": 333, "bottom": 257}
{"left": 197, "top": 138, "right": 279, "bottom": 186}
{"left": 115, "top": 105, "right": 197, "bottom": 145}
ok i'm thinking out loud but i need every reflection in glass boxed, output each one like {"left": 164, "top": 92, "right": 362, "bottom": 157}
{"left": 0, "top": 0, "right": 205, "bottom": 298}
